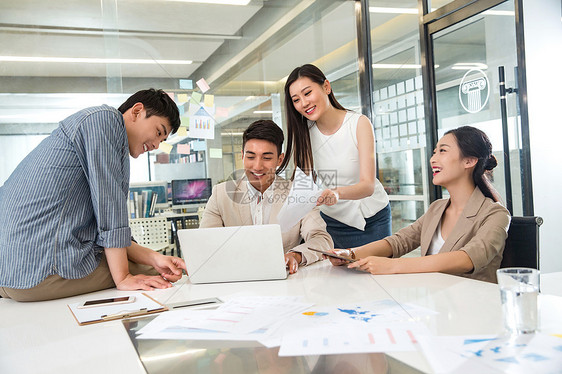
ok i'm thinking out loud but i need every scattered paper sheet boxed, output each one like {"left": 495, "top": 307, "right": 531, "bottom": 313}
{"left": 137, "top": 309, "right": 272, "bottom": 341}
{"left": 191, "top": 91, "right": 202, "bottom": 105}
{"left": 176, "top": 296, "right": 313, "bottom": 334}
{"left": 278, "top": 322, "right": 428, "bottom": 356}
{"left": 179, "top": 79, "right": 193, "bottom": 90}
{"left": 277, "top": 167, "right": 322, "bottom": 232}
{"left": 177, "top": 143, "right": 190, "bottom": 155}
{"left": 137, "top": 296, "right": 312, "bottom": 340}
{"left": 158, "top": 142, "right": 173, "bottom": 154}
{"left": 209, "top": 148, "right": 223, "bottom": 158}
{"left": 216, "top": 107, "right": 229, "bottom": 117}
{"left": 204, "top": 94, "right": 214, "bottom": 107}
{"left": 257, "top": 299, "right": 437, "bottom": 348}
{"left": 136, "top": 296, "right": 441, "bottom": 358}
{"left": 177, "top": 127, "right": 188, "bottom": 137}
{"left": 196, "top": 78, "right": 210, "bottom": 93}
{"left": 418, "top": 333, "right": 562, "bottom": 374}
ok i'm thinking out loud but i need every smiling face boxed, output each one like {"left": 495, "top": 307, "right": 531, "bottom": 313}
{"left": 242, "top": 138, "right": 284, "bottom": 193}
{"left": 288, "top": 76, "right": 332, "bottom": 122}
{"left": 125, "top": 103, "right": 172, "bottom": 158}
{"left": 430, "top": 133, "right": 476, "bottom": 187}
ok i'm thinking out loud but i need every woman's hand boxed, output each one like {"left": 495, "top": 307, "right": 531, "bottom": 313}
{"left": 115, "top": 273, "right": 173, "bottom": 291}
{"left": 316, "top": 189, "right": 338, "bottom": 206}
{"left": 347, "top": 256, "right": 396, "bottom": 275}
{"left": 324, "top": 249, "right": 353, "bottom": 266}
{"left": 151, "top": 253, "right": 187, "bottom": 282}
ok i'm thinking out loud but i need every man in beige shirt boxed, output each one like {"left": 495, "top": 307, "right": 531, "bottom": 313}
{"left": 200, "top": 120, "right": 333, "bottom": 273}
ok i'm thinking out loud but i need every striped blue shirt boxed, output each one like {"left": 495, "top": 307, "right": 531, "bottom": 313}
{"left": 0, "top": 105, "right": 132, "bottom": 289}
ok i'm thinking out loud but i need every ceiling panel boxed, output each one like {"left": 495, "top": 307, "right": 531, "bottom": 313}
{"left": 234, "top": 1, "right": 356, "bottom": 83}
{"left": 0, "top": 0, "right": 263, "bottom": 34}
{"left": 0, "top": 0, "right": 263, "bottom": 78}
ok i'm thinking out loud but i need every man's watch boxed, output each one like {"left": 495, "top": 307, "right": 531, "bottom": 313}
{"left": 348, "top": 248, "right": 356, "bottom": 260}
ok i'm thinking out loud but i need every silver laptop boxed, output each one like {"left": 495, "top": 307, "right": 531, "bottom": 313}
{"left": 177, "top": 224, "right": 288, "bottom": 284}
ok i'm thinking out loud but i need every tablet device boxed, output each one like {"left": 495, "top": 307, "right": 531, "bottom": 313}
{"left": 308, "top": 247, "right": 356, "bottom": 263}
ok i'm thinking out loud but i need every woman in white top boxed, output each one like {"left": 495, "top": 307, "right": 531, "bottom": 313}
{"left": 279, "top": 64, "right": 391, "bottom": 248}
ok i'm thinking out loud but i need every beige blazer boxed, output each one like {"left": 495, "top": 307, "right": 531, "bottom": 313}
{"left": 199, "top": 176, "right": 333, "bottom": 265}
{"left": 385, "top": 187, "right": 510, "bottom": 283}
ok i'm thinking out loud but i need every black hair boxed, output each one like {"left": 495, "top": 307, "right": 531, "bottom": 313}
{"left": 445, "top": 126, "right": 501, "bottom": 202}
{"left": 242, "top": 120, "right": 285, "bottom": 173}
{"left": 278, "top": 64, "right": 346, "bottom": 178}
{"left": 118, "top": 88, "right": 180, "bottom": 134}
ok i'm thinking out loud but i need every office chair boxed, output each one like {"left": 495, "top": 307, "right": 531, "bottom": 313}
{"left": 500, "top": 216, "right": 543, "bottom": 269}
{"left": 129, "top": 217, "right": 171, "bottom": 254}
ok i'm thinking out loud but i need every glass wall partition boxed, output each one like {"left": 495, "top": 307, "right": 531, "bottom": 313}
{"left": 431, "top": 0, "right": 523, "bottom": 215}
{"left": 0, "top": 0, "right": 360, "bottom": 215}
{"left": 367, "top": 1, "right": 427, "bottom": 233}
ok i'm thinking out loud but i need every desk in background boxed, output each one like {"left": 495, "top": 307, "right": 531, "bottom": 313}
{"left": 165, "top": 212, "right": 199, "bottom": 257}
{"left": 130, "top": 211, "right": 201, "bottom": 256}
{"left": 1, "top": 264, "right": 561, "bottom": 374}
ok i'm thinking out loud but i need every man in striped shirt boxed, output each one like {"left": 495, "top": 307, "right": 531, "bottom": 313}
{"left": 0, "top": 89, "right": 187, "bottom": 301}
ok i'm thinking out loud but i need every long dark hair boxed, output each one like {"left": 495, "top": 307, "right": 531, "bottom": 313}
{"left": 446, "top": 126, "right": 501, "bottom": 202}
{"left": 279, "top": 64, "right": 346, "bottom": 178}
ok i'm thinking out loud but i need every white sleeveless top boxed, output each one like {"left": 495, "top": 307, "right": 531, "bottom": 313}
{"left": 309, "top": 111, "right": 389, "bottom": 230}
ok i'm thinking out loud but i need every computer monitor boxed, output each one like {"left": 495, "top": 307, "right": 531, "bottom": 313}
{"left": 172, "top": 178, "right": 212, "bottom": 209}
{"left": 129, "top": 181, "right": 169, "bottom": 209}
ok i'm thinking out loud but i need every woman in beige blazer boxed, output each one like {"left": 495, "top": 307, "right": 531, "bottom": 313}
{"left": 328, "top": 126, "right": 510, "bottom": 283}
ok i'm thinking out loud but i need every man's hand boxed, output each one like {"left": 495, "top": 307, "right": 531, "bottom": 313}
{"left": 151, "top": 254, "right": 187, "bottom": 282}
{"left": 285, "top": 252, "right": 302, "bottom": 274}
{"left": 115, "top": 273, "right": 173, "bottom": 291}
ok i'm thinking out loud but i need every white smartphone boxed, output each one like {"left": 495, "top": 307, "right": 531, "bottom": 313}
{"left": 77, "top": 296, "right": 136, "bottom": 309}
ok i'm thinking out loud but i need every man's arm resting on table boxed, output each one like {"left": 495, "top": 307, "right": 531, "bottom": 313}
{"left": 126, "top": 241, "right": 187, "bottom": 282}
{"left": 104, "top": 245, "right": 186, "bottom": 290}
{"left": 285, "top": 252, "right": 302, "bottom": 274}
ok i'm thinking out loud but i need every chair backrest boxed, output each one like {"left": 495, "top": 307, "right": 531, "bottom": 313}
{"left": 500, "top": 216, "right": 543, "bottom": 269}
{"left": 129, "top": 217, "right": 170, "bottom": 251}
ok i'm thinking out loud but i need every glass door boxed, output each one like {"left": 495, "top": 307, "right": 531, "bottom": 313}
{"left": 430, "top": 0, "right": 523, "bottom": 214}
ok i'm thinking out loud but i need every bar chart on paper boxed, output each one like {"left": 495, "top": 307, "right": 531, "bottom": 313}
{"left": 278, "top": 324, "right": 425, "bottom": 356}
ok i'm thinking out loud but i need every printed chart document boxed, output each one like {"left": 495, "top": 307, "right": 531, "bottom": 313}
{"left": 265, "top": 298, "right": 437, "bottom": 349}
{"left": 137, "top": 296, "right": 312, "bottom": 340}
{"left": 278, "top": 323, "right": 429, "bottom": 356}
{"left": 418, "top": 333, "right": 562, "bottom": 374}
{"left": 273, "top": 299, "right": 436, "bottom": 356}
{"left": 136, "top": 309, "right": 273, "bottom": 341}
{"left": 277, "top": 167, "right": 322, "bottom": 232}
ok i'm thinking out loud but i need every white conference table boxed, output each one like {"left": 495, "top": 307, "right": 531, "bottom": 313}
{"left": 1, "top": 262, "right": 561, "bottom": 374}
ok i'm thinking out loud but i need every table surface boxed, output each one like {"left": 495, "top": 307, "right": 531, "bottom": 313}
{"left": 1, "top": 262, "right": 560, "bottom": 374}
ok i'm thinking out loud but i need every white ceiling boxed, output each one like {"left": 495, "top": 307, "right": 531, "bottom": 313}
{"left": 0, "top": 0, "right": 510, "bottom": 133}
{"left": 0, "top": 0, "right": 263, "bottom": 78}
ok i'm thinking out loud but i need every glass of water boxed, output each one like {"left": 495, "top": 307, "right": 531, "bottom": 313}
{"left": 497, "top": 267, "right": 540, "bottom": 334}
